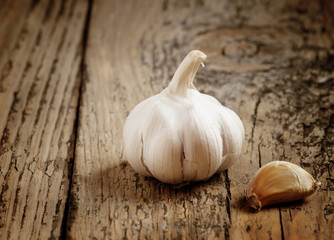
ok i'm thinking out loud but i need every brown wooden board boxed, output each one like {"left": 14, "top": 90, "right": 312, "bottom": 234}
{"left": 67, "top": 0, "right": 334, "bottom": 239}
{"left": 0, "top": 0, "right": 333, "bottom": 239}
{"left": 0, "top": 0, "right": 88, "bottom": 238}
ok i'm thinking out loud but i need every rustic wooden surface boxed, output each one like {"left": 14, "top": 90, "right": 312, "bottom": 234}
{"left": 0, "top": 0, "right": 333, "bottom": 239}
{"left": 0, "top": 0, "right": 88, "bottom": 238}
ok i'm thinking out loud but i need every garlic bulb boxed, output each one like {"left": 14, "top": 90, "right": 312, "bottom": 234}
{"left": 123, "top": 50, "right": 245, "bottom": 184}
{"left": 246, "top": 161, "right": 321, "bottom": 210}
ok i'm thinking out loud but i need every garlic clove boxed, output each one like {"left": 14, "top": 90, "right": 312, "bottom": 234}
{"left": 217, "top": 107, "right": 245, "bottom": 171}
{"left": 246, "top": 161, "right": 321, "bottom": 210}
{"left": 123, "top": 95, "right": 161, "bottom": 177}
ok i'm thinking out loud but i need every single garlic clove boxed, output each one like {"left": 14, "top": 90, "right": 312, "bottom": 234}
{"left": 246, "top": 161, "right": 321, "bottom": 210}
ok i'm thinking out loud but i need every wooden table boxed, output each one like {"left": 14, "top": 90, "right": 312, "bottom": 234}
{"left": 0, "top": 0, "right": 333, "bottom": 239}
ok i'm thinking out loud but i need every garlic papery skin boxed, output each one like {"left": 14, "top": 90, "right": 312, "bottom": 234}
{"left": 123, "top": 50, "right": 245, "bottom": 184}
{"left": 246, "top": 161, "right": 321, "bottom": 210}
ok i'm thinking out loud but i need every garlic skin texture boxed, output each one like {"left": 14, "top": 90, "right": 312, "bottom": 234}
{"left": 246, "top": 161, "right": 321, "bottom": 210}
{"left": 123, "top": 50, "right": 245, "bottom": 184}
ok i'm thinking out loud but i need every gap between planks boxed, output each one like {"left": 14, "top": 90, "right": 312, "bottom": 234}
{"left": 61, "top": 0, "right": 94, "bottom": 238}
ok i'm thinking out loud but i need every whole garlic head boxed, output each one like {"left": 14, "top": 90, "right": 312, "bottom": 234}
{"left": 123, "top": 50, "right": 245, "bottom": 184}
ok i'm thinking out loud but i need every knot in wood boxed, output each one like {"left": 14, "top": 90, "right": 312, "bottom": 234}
{"left": 223, "top": 40, "right": 258, "bottom": 58}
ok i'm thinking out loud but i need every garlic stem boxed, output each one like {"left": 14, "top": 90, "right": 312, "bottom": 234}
{"left": 168, "top": 50, "right": 207, "bottom": 96}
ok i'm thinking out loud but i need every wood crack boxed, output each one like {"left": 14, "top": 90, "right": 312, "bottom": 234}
{"left": 223, "top": 170, "right": 231, "bottom": 240}
{"left": 61, "top": 0, "right": 93, "bottom": 238}
{"left": 43, "top": 0, "right": 55, "bottom": 23}
{"left": 250, "top": 94, "right": 261, "bottom": 147}
{"left": 257, "top": 143, "right": 262, "bottom": 168}
{"left": 279, "top": 208, "right": 285, "bottom": 240}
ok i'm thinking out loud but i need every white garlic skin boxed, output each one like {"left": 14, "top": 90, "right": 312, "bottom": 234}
{"left": 123, "top": 50, "right": 245, "bottom": 184}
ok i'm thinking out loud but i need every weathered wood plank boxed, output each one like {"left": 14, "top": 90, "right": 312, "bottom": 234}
{"left": 68, "top": 1, "right": 231, "bottom": 239}
{"left": 0, "top": 0, "right": 31, "bottom": 86}
{"left": 68, "top": 0, "right": 334, "bottom": 239}
{"left": 0, "top": 0, "right": 88, "bottom": 239}
{"left": 0, "top": 0, "right": 39, "bottom": 145}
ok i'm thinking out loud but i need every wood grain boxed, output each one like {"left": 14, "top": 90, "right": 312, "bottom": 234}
{"left": 0, "top": 0, "right": 333, "bottom": 239}
{"left": 67, "top": 0, "right": 334, "bottom": 239}
{"left": 0, "top": 0, "right": 31, "bottom": 94}
{"left": 0, "top": 0, "right": 88, "bottom": 238}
